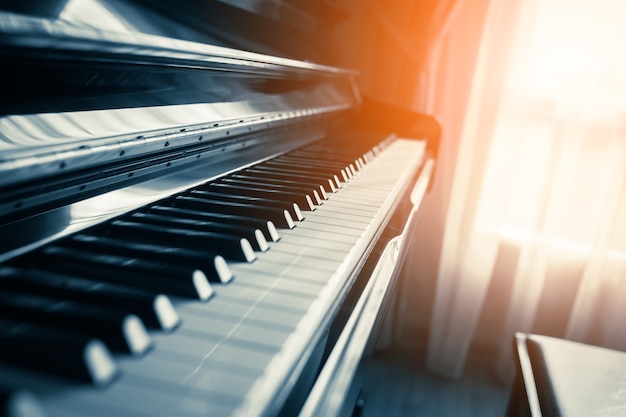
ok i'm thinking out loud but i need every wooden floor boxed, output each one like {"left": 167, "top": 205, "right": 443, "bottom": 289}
{"left": 359, "top": 348, "right": 511, "bottom": 417}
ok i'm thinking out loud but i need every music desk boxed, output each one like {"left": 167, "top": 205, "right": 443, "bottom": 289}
{"left": 507, "top": 333, "right": 626, "bottom": 417}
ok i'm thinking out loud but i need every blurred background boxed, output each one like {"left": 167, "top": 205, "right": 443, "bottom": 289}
{"left": 319, "top": 0, "right": 626, "bottom": 413}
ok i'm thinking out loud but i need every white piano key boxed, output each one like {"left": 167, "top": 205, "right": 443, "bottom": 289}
{"left": 119, "top": 350, "right": 202, "bottom": 387}
{"left": 262, "top": 244, "right": 347, "bottom": 262}
{"left": 233, "top": 275, "right": 325, "bottom": 298}
{"left": 231, "top": 262, "right": 331, "bottom": 285}
{"left": 298, "top": 214, "right": 365, "bottom": 230}
{"left": 117, "top": 346, "right": 263, "bottom": 394}
{"left": 47, "top": 400, "right": 151, "bottom": 417}
{"left": 212, "top": 283, "right": 275, "bottom": 300}
{"left": 275, "top": 234, "right": 355, "bottom": 253}
{"left": 254, "top": 250, "right": 339, "bottom": 275}
{"left": 244, "top": 249, "right": 341, "bottom": 272}
{"left": 257, "top": 291, "right": 315, "bottom": 312}
{"left": 151, "top": 331, "right": 220, "bottom": 360}
{"left": 323, "top": 192, "right": 388, "bottom": 208}
{"left": 337, "top": 180, "right": 390, "bottom": 192}
{"left": 312, "top": 199, "right": 380, "bottom": 215}
{"left": 44, "top": 377, "right": 238, "bottom": 417}
{"left": 182, "top": 296, "right": 252, "bottom": 317}
{"left": 293, "top": 221, "right": 364, "bottom": 239}
{"left": 216, "top": 295, "right": 306, "bottom": 315}
{"left": 224, "top": 322, "right": 292, "bottom": 349}
{"left": 306, "top": 199, "right": 370, "bottom": 219}
{"left": 177, "top": 298, "right": 304, "bottom": 331}
{"left": 204, "top": 341, "right": 277, "bottom": 371}
{"left": 233, "top": 269, "right": 330, "bottom": 290}
{"left": 178, "top": 298, "right": 302, "bottom": 330}
{"left": 181, "top": 316, "right": 290, "bottom": 354}
{"left": 173, "top": 397, "right": 237, "bottom": 417}
{"left": 183, "top": 365, "right": 259, "bottom": 400}
{"left": 176, "top": 313, "right": 239, "bottom": 337}
{"left": 294, "top": 216, "right": 363, "bottom": 239}
{"left": 176, "top": 307, "right": 302, "bottom": 343}
{"left": 234, "top": 304, "right": 305, "bottom": 329}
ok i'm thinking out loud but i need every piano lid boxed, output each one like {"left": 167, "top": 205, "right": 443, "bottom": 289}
{"left": 0, "top": 0, "right": 360, "bottom": 223}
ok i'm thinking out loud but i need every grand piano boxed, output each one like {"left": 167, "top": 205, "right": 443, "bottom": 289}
{"left": 0, "top": 1, "right": 440, "bottom": 416}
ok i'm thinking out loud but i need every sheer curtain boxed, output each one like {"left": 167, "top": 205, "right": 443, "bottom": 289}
{"left": 426, "top": 0, "right": 626, "bottom": 380}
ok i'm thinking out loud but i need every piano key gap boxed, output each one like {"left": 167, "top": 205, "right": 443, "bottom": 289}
{"left": 59, "top": 161, "right": 66, "bottom": 169}
{"left": 198, "top": 136, "right": 203, "bottom": 141}
{"left": 164, "top": 141, "right": 169, "bottom": 147}
{"left": 119, "top": 150, "right": 125, "bottom": 156}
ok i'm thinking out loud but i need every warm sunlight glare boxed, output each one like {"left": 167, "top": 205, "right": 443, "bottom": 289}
{"left": 487, "top": 0, "right": 626, "bottom": 260}
{"left": 526, "top": 0, "right": 626, "bottom": 103}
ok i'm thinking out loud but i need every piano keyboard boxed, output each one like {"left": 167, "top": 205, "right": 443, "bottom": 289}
{"left": 0, "top": 136, "right": 426, "bottom": 417}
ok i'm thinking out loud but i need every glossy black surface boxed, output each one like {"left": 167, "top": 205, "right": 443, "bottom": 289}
{"left": 0, "top": 2, "right": 359, "bottom": 225}
{"left": 0, "top": 3, "right": 442, "bottom": 416}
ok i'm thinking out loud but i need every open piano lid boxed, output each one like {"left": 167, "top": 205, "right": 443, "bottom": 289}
{"left": 0, "top": 1, "right": 362, "bottom": 239}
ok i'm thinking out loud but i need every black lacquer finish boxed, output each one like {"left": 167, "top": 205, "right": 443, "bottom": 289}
{"left": 0, "top": 3, "right": 442, "bottom": 417}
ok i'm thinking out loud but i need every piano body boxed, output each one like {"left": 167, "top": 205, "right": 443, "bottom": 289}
{"left": 0, "top": 1, "right": 439, "bottom": 416}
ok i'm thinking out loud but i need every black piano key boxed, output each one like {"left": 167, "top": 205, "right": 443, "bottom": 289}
{"left": 37, "top": 246, "right": 214, "bottom": 301}
{"left": 286, "top": 149, "right": 364, "bottom": 170}
{"left": 147, "top": 206, "right": 280, "bottom": 242}
{"left": 66, "top": 234, "right": 233, "bottom": 283}
{"left": 265, "top": 159, "right": 348, "bottom": 182}
{"left": 0, "top": 266, "right": 181, "bottom": 331}
{"left": 295, "top": 137, "right": 376, "bottom": 153}
{"left": 173, "top": 196, "right": 295, "bottom": 229}
{"left": 218, "top": 175, "right": 323, "bottom": 203}
{"left": 262, "top": 159, "right": 350, "bottom": 182}
{"left": 281, "top": 151, "right": 361, "bottom": 166}
{"left": 275, "top": 155, "right": 359, "bottom": 177}
{"left": 244, "top": 167, "right": 338, "bottom": 192}
{"left": 127, "top": 212, "right": 268, "bottom": 252}
{"left": 287, "top": 147, "right": 362, "bottom": 160}
{"left": 107, "top": 220, "right": 256, "bottom": 262}
{"left": 0, "top": 388, "right": 46, "bottom": 417}
{"left": 187, "top": 189, "right": 304, "bottom": 221}
{"left": 224, "top": 174, "right": 327, "bottom": 201}
{"left": 248, "top": 165, "right": 342, "bottom": 189}
{"left": 0, "top": 292, "right": 151, "bottom": 356}
{"left": 280, "top": 146, "right": 361, "bottom": 162}
{"left": 204, "top": 182, "right": 316, "bottom": 211}
{"left": 0, "top": 318, "right": 118, "bottom": 386}
{"left": 273, "top": 159, "right": 352, "bottom": 182}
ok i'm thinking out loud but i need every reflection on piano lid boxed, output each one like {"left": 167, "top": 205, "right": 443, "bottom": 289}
{"left": 0, "top": 2, "right": 440, "bottom": 417}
